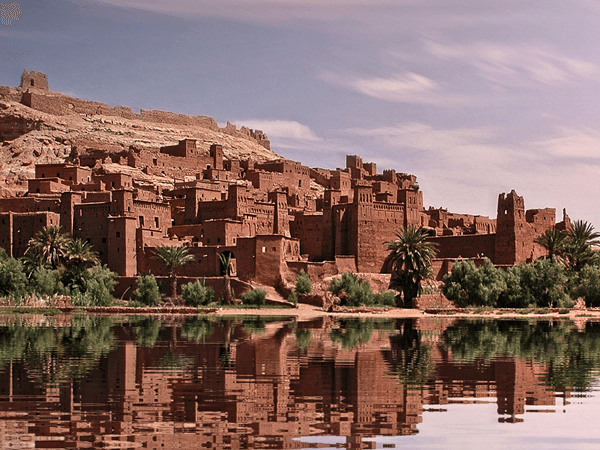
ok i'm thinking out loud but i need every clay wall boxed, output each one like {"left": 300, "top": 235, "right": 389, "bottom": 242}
{"left": 73, "top": 203, "right": 111, "bottom": 263}
{"left": 286, "top": 260, "right": 339, "bottom": 280}
{"left": 27, "top": 178, "right": 70, "bottom": 194}
{"left": 132, "top": 200, "right": 171, "bottom": 233}
{"left": 11, "top": 212, "right": 60, "bottom": 258}
{"left": 128, "top": 148, "right": 214, "bottom": 180}
{"left": 203, "top": 220, "right": 249, "bottom": 247}
{"left": 160, "top": 139, "right": 198, "bottom": 158}
{"left": 0, "top": 197, "right": 61, "bottom": 214}
{"left": 108, "top": 216, "right": 137, "bottom": 277}
{"left": 82, "top": 191, "right": 111, "bottom": 203}
{"left": 93, "top": 173, "right": 133, "bottom": 190}
{"left": 428, "top": 233, "right": 497, "bottom": 261}
{"left": 290, "top": 212, "right": 326, "bottom": 259}
{"left": 35, "top": 164, "right": 92, "bottom": 184}
{"left": 236, "top": 235, "right": 300, "bottom": 284}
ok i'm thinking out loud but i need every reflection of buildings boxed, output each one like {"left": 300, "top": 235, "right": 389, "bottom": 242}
{"left": 0, "top": 319, "right": 571, "bottom": 448}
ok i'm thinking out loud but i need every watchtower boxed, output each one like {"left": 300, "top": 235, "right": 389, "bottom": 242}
{"left": 20, "top": 70, "right": 49, "bottom": 90}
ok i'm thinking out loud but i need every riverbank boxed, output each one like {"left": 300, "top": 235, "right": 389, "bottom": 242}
{"left": 2, "top": 303, "right": 600, "bottom": 320}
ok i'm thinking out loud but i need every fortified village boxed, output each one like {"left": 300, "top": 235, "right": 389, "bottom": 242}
{"left": 0, "top": 71, "right": 571, "bottom": 301}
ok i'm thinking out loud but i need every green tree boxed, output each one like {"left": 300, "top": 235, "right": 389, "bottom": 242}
{"left": 25, "top": 226, "right": 70, "bottom": 270}
{"left": 386, "top": 225, "right": 437, "bottom": 306}
{"left": 153, "top": 245, "right": 194, "bottom": 297}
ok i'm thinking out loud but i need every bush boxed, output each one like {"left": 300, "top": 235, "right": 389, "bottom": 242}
{"left": 241, "top": 288, "right": 267, "bottom": 307}
{"left": 0, "top": 257, "right": 29, "bottom": 300}
{"left": 132, "top": 274, "right": 161, "bottom": 306}
{"left": 295, "top": 270, "right": 312, "bottom": 294}
{"left": 68, "top": 265, "right": 117, "bottom": 307}
{"left": 29, "top": 267, "right": 59, "bottom": 297}
{"left": 181, "top": 279, "right": 215, "bottom": 307}
{"left": 443, "top": 259, "right": 506, "bottom": 307}
{"left": 288, "top": 292, "right": 298, "bottom": 305}
{"left": 499, "top": 258, "right": 571, "bottom": 308}
{"left": 572, "top": 264, "right": 600, "bottom": 307}
{"left": 329, "top": 272, "right": 392, "bottom": 307}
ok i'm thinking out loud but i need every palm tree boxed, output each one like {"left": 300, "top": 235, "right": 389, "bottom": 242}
{"left": 219, "top": 252, "right": 234, "bottom": 304}
{"left": 564, "top": 220, "right": 600, "bottom": 270}
{"left": 534, "top": 228, "right": 567, "bottom": 260}
{"left": 153, "top": 245, "right": 194, "bottom": 297}
{"left": 385, "top": 225, "right": 437, "bottom": 306}
{"left": 63, "top": 238, "right": 100, "bottom": 290}
{"left": 25, "top": 226, "right": 71, "bottom": 269}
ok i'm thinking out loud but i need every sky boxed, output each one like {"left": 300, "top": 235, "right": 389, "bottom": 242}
{"left": 1, "top": 0, "right": 599, "bottom": 227}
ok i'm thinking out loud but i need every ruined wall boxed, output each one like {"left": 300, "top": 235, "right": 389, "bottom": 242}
{"left": 20, "top": 70, "right": 49, "bottom": 90}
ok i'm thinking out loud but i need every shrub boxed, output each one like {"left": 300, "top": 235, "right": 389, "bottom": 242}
{"left": 572, "top": 264, "right": 600, "bottom": 307}
{"left": 68, "top": 265, "right": 117, "bottom": 307}
{"left": 241, "top": 288, "right": 267, "bottom": 307}
{"left": 329, "top": 272, "right": 394, "bottom": 307}
{"left": 288, "top": 292, "right": 298, "bottom": 305}
{"left": 295, "top": 270, "right": 312, "bottom": 294}
{"left": 443, "top": 259, "right": 506, "bottom": 307}
{"left": 132, "top": 274, "right": 161, "bottom": 306}
{"left": 181, "top": 279, "right": 215, "bottom": 307}
{"left": 499, "top": 258, "right": 571, "bottom": 308}
{"left": 0, "top": 257, "right": 29, "bottom": 300}
{"left": 30, "top": 267, "right": 59, "bottom": 297}
{"left": 374, "top": 290, "right": 397, "bottom": 307}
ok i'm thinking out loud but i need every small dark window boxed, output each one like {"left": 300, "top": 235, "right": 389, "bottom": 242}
{"left": 116, "top": 232, "right": 120, "bottom": 238}
{"left": 102, "top": 237, "right": 106, "bottom": 243}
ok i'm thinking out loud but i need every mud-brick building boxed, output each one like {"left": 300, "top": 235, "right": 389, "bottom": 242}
{"left": 428, "top": 190, "right": 568, "bottom": 273}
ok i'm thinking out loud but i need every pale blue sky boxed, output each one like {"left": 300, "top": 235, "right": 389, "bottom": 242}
{"left": 2, "top": 0, "right": 599, "bottom": 227}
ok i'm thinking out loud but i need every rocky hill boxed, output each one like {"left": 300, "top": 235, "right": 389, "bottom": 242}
{"left": 0, "top": 72, "right": 280, "bottom": 196}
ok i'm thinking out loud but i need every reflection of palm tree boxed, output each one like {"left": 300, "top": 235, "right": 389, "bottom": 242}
{"left": 153, "top": 245, "right": 194, "bottom": 296}
{"left": 386, "top": 225, "right": 436, "bottom": 306}
{"left": 25, "top": 226, "right": 70, "bottom": 269}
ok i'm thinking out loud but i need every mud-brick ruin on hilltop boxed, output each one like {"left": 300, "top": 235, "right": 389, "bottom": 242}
{"left": 0, "top": 70, "right": 571, "bottom": 300}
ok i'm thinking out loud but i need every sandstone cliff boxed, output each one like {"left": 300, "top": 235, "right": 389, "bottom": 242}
{"left": 0, "top": 83, "right": 279, "bottom": 195}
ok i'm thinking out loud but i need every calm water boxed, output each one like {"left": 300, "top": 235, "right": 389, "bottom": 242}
{"left": 1, "top": 315, "right": 600, "bottom": 449}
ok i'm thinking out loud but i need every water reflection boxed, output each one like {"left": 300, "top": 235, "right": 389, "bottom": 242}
{"left": 0, "top": 315, "right": 599, "bottom": 448}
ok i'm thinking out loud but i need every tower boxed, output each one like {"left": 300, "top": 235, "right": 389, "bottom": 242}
{"left": 495, "top": 190, "right": 525, "bottom": 265}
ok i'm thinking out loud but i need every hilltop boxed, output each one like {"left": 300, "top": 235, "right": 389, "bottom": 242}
{"left": 0, "top": 70, "right": 278, "bottom": 195}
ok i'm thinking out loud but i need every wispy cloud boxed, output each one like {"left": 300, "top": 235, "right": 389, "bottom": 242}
{"left": 319, "top": 71, "right": 468, "bottom": 106}
{"left": 424, "top": 41, "right": 600, "bottom": 87}
{"left": 533, "top": 128, "right": 600, "bottom": 159}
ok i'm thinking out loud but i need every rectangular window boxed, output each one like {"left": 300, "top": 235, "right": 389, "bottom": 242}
{"left": 154, "top": 217, "right": 159, "bottom": 228}
{"left": 116, "top": 232, "right": 120, "bottom": 238}
{"left": 139, "top": 216, "right": 144, "bottom": 226}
